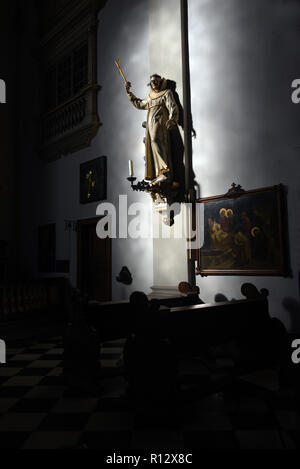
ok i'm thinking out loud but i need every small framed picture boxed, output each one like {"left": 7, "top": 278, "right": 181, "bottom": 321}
{"left": 80, "top": 156, "right": 107, "bottom": 204}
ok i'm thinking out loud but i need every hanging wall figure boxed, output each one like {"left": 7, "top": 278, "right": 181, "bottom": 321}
{"left": 124, "top": 74, "right": 185, "bottom": 188}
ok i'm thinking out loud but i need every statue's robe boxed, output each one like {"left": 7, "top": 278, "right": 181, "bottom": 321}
{"left": 128, "top": 79, "right": 184, "bottom": 184}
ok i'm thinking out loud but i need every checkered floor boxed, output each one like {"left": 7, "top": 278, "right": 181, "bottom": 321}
{"left": 0, "top": 336, "right": 300, "bottom": 449}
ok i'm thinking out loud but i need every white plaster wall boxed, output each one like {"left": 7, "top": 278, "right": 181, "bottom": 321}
{"left": 149, "top": 0, "right": 188, "bottom": 291}
{"left": 18, "top": 0, "right": 154, "bottom": 299}
{"left": 97, "top": 0, "right": 153, "bottom": 298}
{"left": 189, "top": 0, "right": 300, "bottom": 329}
{"left": 17, "top": 0, "right": 300, "bottom": 324}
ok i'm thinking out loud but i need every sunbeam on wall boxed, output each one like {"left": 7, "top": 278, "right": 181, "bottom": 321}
{"left": 189, "top": 0, "right": 300, "bottom": 329}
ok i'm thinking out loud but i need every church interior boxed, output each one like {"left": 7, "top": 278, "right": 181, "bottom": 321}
{"left": 1, "top": 0, "right": 300, "bottom": 452}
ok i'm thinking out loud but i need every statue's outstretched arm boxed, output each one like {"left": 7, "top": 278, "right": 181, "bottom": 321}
{"left": 125, "top": 81, "right": 148, "bottom": 110}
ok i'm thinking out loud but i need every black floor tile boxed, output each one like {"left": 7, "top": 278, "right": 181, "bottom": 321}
{"left": 39, "top": 376, "right": 64, "bottom": 386}
{"left": 95, "top": 397, "right": 132, "bottom": 412}
{"left": 0, "top": 432, "right": 30, "bottom": 449}
{"left": 24, "top": 347, "right": 54, "bottom": 353}
{"left": 16, "top": 368, "right": 51, "bottom": 376}
{"left": 184, "top": 430, "right": 238, "bottom": 449}
{"left": 100, "top": 353, "right": 121, "bottom": 359}
{"left": 0, "top": 377, "right": 10, "bottom": 385}
{"left": 283, "top": 430, "right": 300, "bottom": 449}
{"left": 39, "top": 355, "right": 63, "bottom": 361}
{"left": 38, "top": 412, "right": 90, "bottom": 431}
{"left": 10, "top": 398, "right": 57, "bottom": 413}
{"left": 230, "top": 412, "right": 278, "bottom": 430}
{"left": 4, "top": 361, "right": 30, "bottom": 368}
{"left": 79, "top": 431, "right": 132, "bottom": 449}
{"left": 0, "top": 387, "right": 31, "bottom": 398}
{"left": 268, "top": 395, "right": 298, "bottom": 411}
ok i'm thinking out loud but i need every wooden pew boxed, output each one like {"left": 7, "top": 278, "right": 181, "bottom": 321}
{"left": 161, "top": 296, "right": 286, "bottom": 369}
{"left": 87, "top": 299, "right": 170, "bottom": 342}
{"left": 86, "top": 289, "right": 202, "bottom": 342}
{"left": 87, "top": 300, "right": 133, "bottom": 341}
{"left": 87, "top": 295, "right": 270, "bottom": 345}
{"left": 86, "top": 278, "right": 286, "bottom": 372}
{"left": 164, "top": 297, "right": 270, "bottom": 343}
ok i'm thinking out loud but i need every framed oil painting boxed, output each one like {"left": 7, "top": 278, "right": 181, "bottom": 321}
{"left": 196, "top": 184, "right": 288, "bottom": 276}
{"left": 80, "top": 156, "right": 107, "bottom": 204}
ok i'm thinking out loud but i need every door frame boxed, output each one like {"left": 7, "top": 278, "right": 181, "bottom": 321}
{"left": 77, "top": 216, "right": 112, "bottom": 301}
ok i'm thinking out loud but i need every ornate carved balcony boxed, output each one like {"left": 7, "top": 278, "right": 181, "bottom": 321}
{"left": 40, "top": 84, "right": 101, "bottom": 161}
{"left": 38, "top": 0, "right": 106, "bottom": 161}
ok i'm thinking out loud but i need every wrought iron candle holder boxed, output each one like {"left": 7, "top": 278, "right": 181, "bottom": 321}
{"left": 126, "top": 176, "right": 185, "bottom": 226}
{"left": 127, "top": 176, "right": 137, "bottom": 188}
{"left": 127, "top": 177, "right": 175, "bottom": 201}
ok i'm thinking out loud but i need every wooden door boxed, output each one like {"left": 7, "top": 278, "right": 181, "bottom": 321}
{"left": 77, "top": 218, "right": 111, "bottom": 301}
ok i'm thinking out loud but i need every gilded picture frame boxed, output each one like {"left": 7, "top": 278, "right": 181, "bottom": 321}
{"left": 196, "top": 184, "right": 288, "bottom": 276}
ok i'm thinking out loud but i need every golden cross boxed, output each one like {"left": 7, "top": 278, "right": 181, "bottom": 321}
{"left": 86, "top": 170, "right": 96, "bottom": 199}
{"left": 114, "top": 59, "right": 127, "bottom": 83}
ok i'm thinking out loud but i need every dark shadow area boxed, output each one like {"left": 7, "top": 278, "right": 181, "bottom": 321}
{"left": 2, "top": 281, "right": 300, "bottom": 449}
{"left": 165, "top": 78, "right": 198, "bottom": 195}
{"left": 283, "top": 297, "right": 300, "bottom": 333}
{"left": 214, "top": 293, "right": 229, "bottom": 303}
{"left": 123, "top": 292, "right": 178, "bottom": 428}
{"left": 116, "top": 266, "right": 133, "bottom": 285}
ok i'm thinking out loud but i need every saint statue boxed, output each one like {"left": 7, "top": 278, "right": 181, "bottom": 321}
{"left": 125, "top": 74, "right": 184, "bottom": 186}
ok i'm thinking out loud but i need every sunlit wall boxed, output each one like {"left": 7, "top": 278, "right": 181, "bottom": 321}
{"left": 189, "top": 0, "right": 300, "bottom": 329}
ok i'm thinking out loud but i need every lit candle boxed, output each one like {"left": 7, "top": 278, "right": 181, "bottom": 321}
{"left": 128, "top": 160, "right": 134, "bottom": 177}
